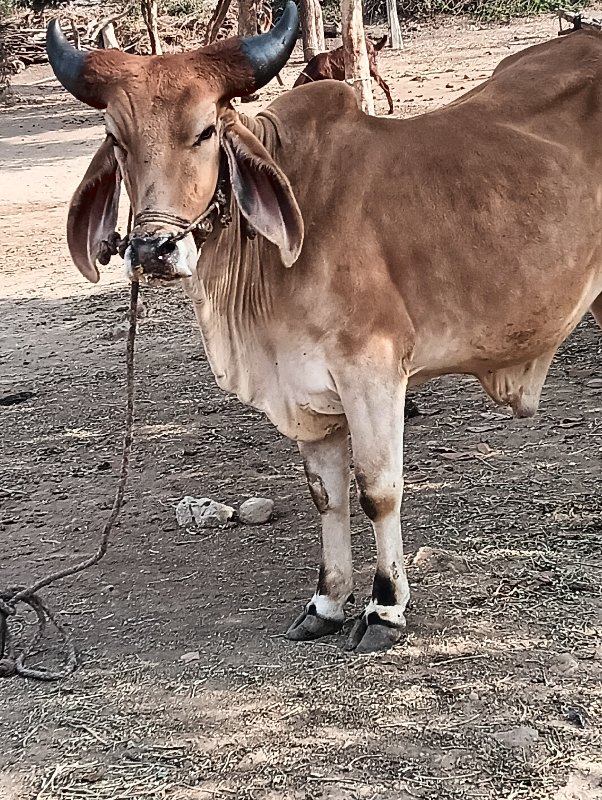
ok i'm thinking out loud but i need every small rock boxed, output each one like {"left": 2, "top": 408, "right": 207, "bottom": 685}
{"left": 175, "top": 496, "right": 235, "bottom": 528}
{"left": 238, "top": 749, "right": 268, "bottom": 771}
{"left": 493, "top": 726, "right": 539, "bottom": 749}
{"left": 180, "top": 650, "right": 200, "bottom": 663}
{"left": 411, "top": 546, "right": 468, "bottom": 574}
{"left": 238, "top": 497, "right": 274, "bottom": 525}
{"left": 563, "top": 704, "right": 589, "bottom": 729}
{"left": 594, "top": 644, "right": 602, "bottom": 661}
{"left": 107, "top": 320, "right": 129, "bottom": 341}
{"left": 551, "top": 652, "right": 579, "bottom": 677}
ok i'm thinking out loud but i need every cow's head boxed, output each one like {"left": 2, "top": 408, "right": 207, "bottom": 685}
{"left": 46, "top": 2, "right": 303, "bottom": 284}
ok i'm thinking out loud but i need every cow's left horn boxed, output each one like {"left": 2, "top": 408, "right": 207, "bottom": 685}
{"left": 239, "top": 0, "right": 299, "bottom": 89}
{"left": 46, "top": 20, "right": 104, "bottom": 108}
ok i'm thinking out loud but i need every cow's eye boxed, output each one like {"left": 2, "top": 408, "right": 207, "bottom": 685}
{"left": 193, "top": 125, "right": 216, "bottom": 146}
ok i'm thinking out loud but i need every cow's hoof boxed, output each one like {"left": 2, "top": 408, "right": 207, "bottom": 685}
{"left": 286, "top": 606, "right": 343, "bottom": 641}
{"left": 345, "top": 616, "right": 405, "bottom": 654}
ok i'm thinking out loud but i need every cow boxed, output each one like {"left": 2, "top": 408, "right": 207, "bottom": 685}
{"left": 293, "top": 34, "right": 394, "bottom": 114}
{"left": 46, "top": 6, "right": 602, "bottom": 653}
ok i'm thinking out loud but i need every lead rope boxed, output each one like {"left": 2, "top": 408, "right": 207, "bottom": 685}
{"left": 0, "top": 222, "right": 139, "bottom": 681}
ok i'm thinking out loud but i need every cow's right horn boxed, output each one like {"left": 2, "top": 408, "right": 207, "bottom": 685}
{"left": 238, "top": 1, "right": 299, "bottom": 90}
{"left": 46, "top": 20, "right": 105, "bottom": 108}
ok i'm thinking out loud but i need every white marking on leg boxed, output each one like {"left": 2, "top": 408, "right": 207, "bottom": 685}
{"left": 298, "top": 426, "right": 352, "bottom": 618}
{"left": 339, "top": 368, "right": 410, "bottom": 630}
{"left": 310, "top": 593, "right": 345, "bottom": 622}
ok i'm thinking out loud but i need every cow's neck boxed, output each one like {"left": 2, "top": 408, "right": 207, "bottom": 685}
{"left": 183, "top": 112, "right": 283, "bottom": 403}
{"left": 189, "top": 110, "right": 279, "bottom": 313}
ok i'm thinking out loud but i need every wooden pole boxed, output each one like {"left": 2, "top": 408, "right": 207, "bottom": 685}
{"left": 341, "top": 0, "right": 374, "bottom": 115}
{"left": 141, "top": 0, "right": 162, "bottom": 55}
{"left": 300, "top": 0, "right": 325, "bottom": 61}
{"left": 238, "top": 0, "right": 258, "bottom": 37}
{"left": 386, "top": 0, "right": 403, "bottom": 50}
{"left": 203, "top": 0, "right": 233, "bottom": 44}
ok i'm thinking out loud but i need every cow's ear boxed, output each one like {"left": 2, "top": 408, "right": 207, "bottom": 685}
{"left": 67, "top": 137, "right": 121, "bottom": 283}
{"left": 221, "top": 118, "right": 304, "bottom": 268}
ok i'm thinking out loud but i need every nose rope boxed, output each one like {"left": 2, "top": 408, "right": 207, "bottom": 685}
{"left": 97, "top": 153, "right": 233, "bottom": 266}
{"left": 133, "top": 202, "right": 221, "bottom": 245}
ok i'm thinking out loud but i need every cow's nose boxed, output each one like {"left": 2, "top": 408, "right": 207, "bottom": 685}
{"left": 128, "top": 235, "right": 177, "bottom": 272}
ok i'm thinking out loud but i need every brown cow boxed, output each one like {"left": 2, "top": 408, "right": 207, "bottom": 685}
{"left": 293, "top": 35, "right": 394, "bottom": 114}
{"left": 46, "top": 7, "right": 602, "bottom": 653}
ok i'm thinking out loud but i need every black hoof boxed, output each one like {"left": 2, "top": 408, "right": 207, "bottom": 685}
{"left": 345, "top": 616, "right": 405, "bottom": 654}
{"left": 286, "top": 605, "right": 343, "bottom": 641}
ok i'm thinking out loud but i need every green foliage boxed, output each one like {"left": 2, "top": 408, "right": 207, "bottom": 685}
{"left": 452, "top": 0, "right": 586, "bottom": 21}
{"left": 0, "top": 0, "right": 17, "bottom": 19}
{"left": 163, "top": 0, "right": 207, "bottom": 15}
{"left": 367, "top": 0, "right": 588, "bottom": 23}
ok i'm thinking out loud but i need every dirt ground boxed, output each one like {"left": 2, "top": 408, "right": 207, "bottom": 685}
{"left": 1, "top": 13, "right": 601, "bottom": 800}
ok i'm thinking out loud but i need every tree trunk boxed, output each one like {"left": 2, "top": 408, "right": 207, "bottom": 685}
{"left": 141, "top": 0, "right": 162, "bottom": 55}
{"left": 341, "top": 0, "right": 374, "bottom": 115}
{"left": 100, "top": 23, "right": 120, "bottom": 50}
{"left": 238, "top": 0, "right": 258, "bottom": 37}
{"left": 386, "top": 0, "right": 403, "bottom": 50}
{"left": 203, "top": 0, "right": 233, "bottom": 45}
{"left": 300, "top": 0, "right": 324, "bottom": 61}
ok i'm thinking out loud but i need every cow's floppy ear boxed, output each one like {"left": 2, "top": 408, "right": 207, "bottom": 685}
{"left": 67, "top": 137, "right": 121, "bottom": 283}
{"left": 221, "top": 118, "right": 304, "bottom": 268}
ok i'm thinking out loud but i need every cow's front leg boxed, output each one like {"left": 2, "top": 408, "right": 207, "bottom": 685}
{"left": 286, "top": 425, "right": 353, "bottom": 641}
{"left": 343, "top": 377, "right": 409, "bottom": 654}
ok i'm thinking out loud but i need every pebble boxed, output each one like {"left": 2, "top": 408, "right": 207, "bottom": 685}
{"left": 175, "top": 496, "right": 235, "bottom": 528}
{"left": 551, "top": 652, "right": 579, "bottom": 677}
{"left": 238, "top": 497, "right": 274, "bottom": 525}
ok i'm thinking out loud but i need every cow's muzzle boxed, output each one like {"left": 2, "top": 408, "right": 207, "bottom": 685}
{"left": 124, "top": 234, "right": 196, "bottom": 282}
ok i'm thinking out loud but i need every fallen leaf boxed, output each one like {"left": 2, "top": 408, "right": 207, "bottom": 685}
{"left": 558, "top": 418, "right": 584, "bottom": 428}
{"left": 466, "top": 423, "right": 502, "bottom": 433}
{"left": 180, "top": 650, "right": 200, "bottom": 663}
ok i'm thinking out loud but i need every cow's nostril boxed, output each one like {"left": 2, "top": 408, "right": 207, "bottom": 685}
{"left": 157, "top": 239, "right": 176, "bottom": 257}
{"left": 128, "top": 238, "right": 143, "bottom": 265}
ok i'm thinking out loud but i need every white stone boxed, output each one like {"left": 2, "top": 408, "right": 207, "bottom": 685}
{"left": 175, "top": 496, "right": 235, "bottom": 528}
{"left": 180, "top": 650, "right": 200, "bottom": 663}
{"left": 551, "top": 652, "right": 579, "bottom": 677}
{"left": 238, "top": 497, "right": 274, "bottom": 525}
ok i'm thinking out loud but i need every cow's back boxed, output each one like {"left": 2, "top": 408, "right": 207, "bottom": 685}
{"left": 256, "top": 38, "right": 602, "bottom": 373}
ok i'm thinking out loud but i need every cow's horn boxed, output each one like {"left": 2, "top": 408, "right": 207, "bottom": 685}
{"left": 239, "top": 0, "right": 299, "bottom": 89}
{"left": 46, "top": 20, "right": 101, "bottom": 107}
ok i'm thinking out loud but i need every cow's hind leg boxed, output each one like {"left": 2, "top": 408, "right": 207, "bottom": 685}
{"left": 286, "top": 425, "right": 353, "bottom": 641}
{"left": 374, "top": 74, "right": 394, "bottom": 114}
{"left": 342, "top": 374, "right": 409, "bottom": 654}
